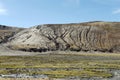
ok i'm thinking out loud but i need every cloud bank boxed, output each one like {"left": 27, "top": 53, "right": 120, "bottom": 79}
{"left": 113, "top": 9, "right": 120, "bottom": 14}
{"left": 0, "top": 3, "right": 7, "bottom": 15}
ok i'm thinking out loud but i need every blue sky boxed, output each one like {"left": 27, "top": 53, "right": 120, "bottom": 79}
{"left": 0, "top": 0, "right": 120, "bottom": 27}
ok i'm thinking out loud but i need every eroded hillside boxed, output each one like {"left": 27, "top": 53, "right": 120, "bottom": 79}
{"left": 0, "top": 25, "right": 24, "bottom": 43}
{"left": 8, "top": 21, "right": 120, "bottom": 53}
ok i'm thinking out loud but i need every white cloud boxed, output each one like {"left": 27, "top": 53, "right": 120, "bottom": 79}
{"left": 0, "top": 3, "right": 7, "bottom": 15}
{"left": 113, "top": 9, "right": 120, "bottom": 14}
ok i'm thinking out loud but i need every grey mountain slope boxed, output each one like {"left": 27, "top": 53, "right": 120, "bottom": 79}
{"left": 7, "top": 21, "right": 120, "bottom": 52}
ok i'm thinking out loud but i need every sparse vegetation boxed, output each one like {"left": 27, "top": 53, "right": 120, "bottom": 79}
{"left": 0, "top": 53, "right": 120, "bottom": 78}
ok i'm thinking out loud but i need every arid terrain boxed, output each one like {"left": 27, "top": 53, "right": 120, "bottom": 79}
{"left": 0, "top": 21, "right": 120, "bottom": 80}
{"left": 7, "top": 21, "right": 120, "bottom": 53}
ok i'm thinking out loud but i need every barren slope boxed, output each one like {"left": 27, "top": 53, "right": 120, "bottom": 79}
{"left": 0, "top": 25, "right": 23, "bottom": 43}
{"left": 8, "top": 21, "right": 120, "bottom": 52}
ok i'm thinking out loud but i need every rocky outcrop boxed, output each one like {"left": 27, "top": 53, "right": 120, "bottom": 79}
{"left": 8, "top": 22, "right": 120, "bottom": 52}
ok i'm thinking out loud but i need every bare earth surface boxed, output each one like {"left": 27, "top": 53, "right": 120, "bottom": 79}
{"left": 0, "top": 45, "right": 41, "bottom": 56}
{"left": 0, "top": 45, "right": 105, "bottom": 56}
